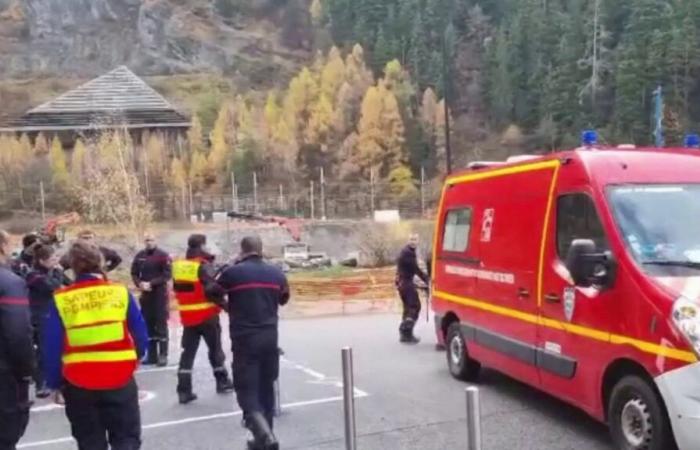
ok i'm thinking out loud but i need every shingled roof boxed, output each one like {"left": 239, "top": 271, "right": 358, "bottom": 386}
{"left": 0, "top": 66, "right": 190, "bottom": 132}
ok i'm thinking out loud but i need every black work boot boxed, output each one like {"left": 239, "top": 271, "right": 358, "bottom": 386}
{"left": 177, "top": 372, "right": 197, "bottom": 404}
{"left": 157, "top": 340, "right": 168, "bottom": 367}
{"left": 245, "top": 412, "right": 279, "bottom": 450}
{"left": 215, "top": 371, "right": 234, "bottom": 394}
{"left": 400, "top": 330, "right": 420, "bottom": 344}
{"left": 143, "top": 341, "right": 158, "bottom": 365}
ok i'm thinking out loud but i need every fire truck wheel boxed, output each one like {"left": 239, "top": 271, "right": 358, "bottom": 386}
{"left": 608, "top": 375, "right": 677, "bottom": 450}
{"left": 446, "top": 322, "right": 480, "bottom": 382}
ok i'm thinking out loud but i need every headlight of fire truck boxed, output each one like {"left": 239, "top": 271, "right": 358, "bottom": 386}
{"left": 672, "top": 296, "right": 700, "bottom": 356}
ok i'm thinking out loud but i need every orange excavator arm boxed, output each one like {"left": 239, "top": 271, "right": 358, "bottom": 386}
{"left": 227, "top": 212, "right": 303, "bottom": 242}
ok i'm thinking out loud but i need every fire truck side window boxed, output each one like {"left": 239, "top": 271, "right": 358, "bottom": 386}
{"left": 442, "top": 208, "right": 472, "bottom": 252}
{"left": 557, "top": 194, "right": 609, "bottom": 258}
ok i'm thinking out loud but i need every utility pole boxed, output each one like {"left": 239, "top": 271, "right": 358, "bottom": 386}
{"left": 443, "top": 28, "right": 454, "bottom": 175}
{"left": 39, "top": 181, "right": 45, "bottom": 222}
{"left": 420, "top": 166, "right": 425, "bottom": 217}
{"left": 310, "top": 180, "right": 315, "bottom": 220}
{"left": 369, "top": 167, "right": 375, "bottom": 217}
{"left": 253, "top": 172, "right": 259, "bottom": 214}
{"left": 231, "top": 172, "right": 236, "bottom": 211}
{"left": 320, "top": 167, "right": 326, "bottom": 220}
{"left": 653, "top": 85, "right": 665, "bottom": 148}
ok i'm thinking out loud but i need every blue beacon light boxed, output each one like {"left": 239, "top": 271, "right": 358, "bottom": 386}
{"left": 684, "top": 134, "right": 700, "bottom": 149}
{"left": 581, "top": 130, "right": 598, "bottom": 147}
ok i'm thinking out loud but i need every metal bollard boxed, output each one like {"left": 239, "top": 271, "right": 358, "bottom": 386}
{"left": 273, "top": 379, "right": 282, "bottom": 417}
{"left": 342, "top": 347, "right": 357, "bottom": 450}
{"left": 465, "top": 387, "right": 482, "bottom": 450}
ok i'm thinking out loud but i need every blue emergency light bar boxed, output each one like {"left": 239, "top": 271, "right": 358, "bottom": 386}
{"left": 581, "top": 130, "right": 598, "bottom": 147}
{"left": 684, "top": 134, "right": 700, "bottom": 149}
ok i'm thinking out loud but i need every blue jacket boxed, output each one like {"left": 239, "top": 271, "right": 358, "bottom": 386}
{"left": 42, "top": 274, "right": 148, "bottom": 390}
{"left": 217, "top": 255, "right": 289, "bottom": 339}
{"left": 0, "top": 264, "right": 34, "bottom": 378}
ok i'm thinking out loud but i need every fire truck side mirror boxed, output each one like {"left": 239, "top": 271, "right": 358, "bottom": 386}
{"left": 565, "top": 239, "right": 616, "bottom": 289}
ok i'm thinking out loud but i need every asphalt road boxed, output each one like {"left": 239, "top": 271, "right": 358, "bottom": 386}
{"left": 20, "top": 313, "right": 615, "bottom": 450}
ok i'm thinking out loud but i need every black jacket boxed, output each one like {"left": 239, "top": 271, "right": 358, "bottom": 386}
{"left": 26, "top": 266, "right": 68, "bottom": 324}
{"left": 217, "top": 255, "right": 289, "bottom": 339}
{"left": 396, "top": 245, "right": 429, "bottom": 287}
{"left": 131, "top": 247, "right": 172, "bottom": 294}
{"left": 0, "top": 263, "right": 34, "bottom": 379}
{"left": 10, "top": 249, "right": 33, "bottom": 279}
{"left": 60, "top": 245, "right": 122, "bottom": 273}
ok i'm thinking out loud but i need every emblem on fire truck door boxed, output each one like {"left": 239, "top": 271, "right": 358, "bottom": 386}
{"left": 480, "top": 208, "right": 495, "bottom": 243}
{"left": 563, "top": 287, "right": 576, "bottom": 322}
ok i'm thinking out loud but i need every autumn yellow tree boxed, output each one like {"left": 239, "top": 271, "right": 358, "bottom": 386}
{"left": 283, "top": 67, "right": 319, "bottom": 143}
{"left": 388, "top": 165, "right": 418, "bottom": 199}
{"left": 190, "top": 150, "right": 208, "bottom": 192}
{"left": 34, "top": 132, "right": 49, "bottom": 156}
{"left": 49, "top": 136, "right": 70, "bottom": 188}
{"left": 71, "top": 138, "right": 87, "bottom": 182}
{"left": 355, "top": 81, "right": 406, "bottom": 178}
{"left": 169, "top": 157, "right": 189, "bottom": 218}
{"left": 320, "top": 46, "right": 346, "bottom": 101}
{"left": 208, "top": 102, "right": 236, "bottom": 185}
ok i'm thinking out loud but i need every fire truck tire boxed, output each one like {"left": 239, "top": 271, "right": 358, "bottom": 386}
{"left": 608, "top": 375, "right": 677, "bottom": 450}
{"left": 446, "top": 322, "right": 480, "bottom": 382}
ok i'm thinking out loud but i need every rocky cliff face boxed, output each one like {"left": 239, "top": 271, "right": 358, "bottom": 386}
{"left": 0, "top": 0, "right": 311, "bottom": 79}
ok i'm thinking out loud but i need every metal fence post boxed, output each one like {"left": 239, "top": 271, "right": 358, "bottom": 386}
{"left": 465, "top": 387, "right": 482, "bottom": 450}
{"left": 342, "top": 347, "right": 357, "bottom": 450}
{"left": 273, "top": 379, "right": 281, "bottom": 417}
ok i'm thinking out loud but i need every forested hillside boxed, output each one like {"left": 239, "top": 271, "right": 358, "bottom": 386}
{"left": 321, "top": 0, "right": 700, "bottom": 148}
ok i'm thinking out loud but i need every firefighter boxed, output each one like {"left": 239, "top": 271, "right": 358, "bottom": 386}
{"left": 0, "top": 229, "right": 34, "bottom": 450}
{"left": 11, "top": 233, "right": 39, "bottom": 278}
{"left": 217, "top": 235, "right": 289, "bottom": 450}
{"left": 396, "top": 233, "right": 429, "bottom": 344}
{"left": 42, "top": 240, "right": 148, "bottom": 450}
{"left": 26, "top": 244, "right": 69, "bottom": 399}
{"left": 131, "top": 233, "right": 172, "bottom": 367}
{"left": 172, "top": 234, "right": 234, "bottom": 404}
{"left": 59, "top": 229, "right": 122, "bottom": 274}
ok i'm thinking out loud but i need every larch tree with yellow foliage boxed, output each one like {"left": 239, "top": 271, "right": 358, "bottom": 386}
{"left": 209, "top": 102, "right": 236, "bottom": 186}
{"left": 49, "top": 136, "right": 70, "bottom": 189}
{"left": 355, "top": 81, "right": 406, "bottom": 179}
{"left": 71, "top": 138, "right": 87, "bottom": 183}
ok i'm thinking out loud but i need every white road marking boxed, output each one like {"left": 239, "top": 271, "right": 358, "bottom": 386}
{"left": 281, "top": 356, "right": 369, "bottom": 397}
{"left": 18, "top": 394, "right": 369, "bottom": 448}
{"left": 30, "top": 391, "right": 157, "bottom": 413}
{"left": 136, "top": 365, "right": 178, "bottom": 374}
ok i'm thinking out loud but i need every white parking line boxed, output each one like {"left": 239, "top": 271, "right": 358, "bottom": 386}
{"left": 281, "top": 356, "right": 369, "bottom": 397}
{"left": 18, "top": 393, "right": 369, "bottom": 448}
{"left": 31, "top": 391, "right": 157, "bottom": 413}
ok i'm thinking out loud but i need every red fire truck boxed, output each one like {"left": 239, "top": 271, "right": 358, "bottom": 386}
{"left": 431, "top": 134, "right": 700, "bottom": 450}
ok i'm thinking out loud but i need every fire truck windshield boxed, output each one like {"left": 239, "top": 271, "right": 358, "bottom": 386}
{"left": 609, "top": 184, "right": 700, "bottom": 273}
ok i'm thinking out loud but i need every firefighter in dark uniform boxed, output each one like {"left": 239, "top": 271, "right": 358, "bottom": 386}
{"left": 59, "top": 229, "right": 122, "bottom": 274}
{"left": 217, "top": 235, "right": 289, "bottom": 450}
{"left": 172, "top": 234, "right": 234, "bottom": 404}
{"left": 11, "top": 233, "right": 39, "bottom": 279}
{"left": 0, "top": 230, "right": 34, "bottom": 450}
{"left": 26, "top": 244, "right": 69, "bottom": 399}
{"left": 43, "top": 241, "right": 148, "bottom": 450}
{"left": 131, "top": 233, "right": 172, "bottom": 367}
{"left": 396, "top": 233, "right": 429, "bottom": 344}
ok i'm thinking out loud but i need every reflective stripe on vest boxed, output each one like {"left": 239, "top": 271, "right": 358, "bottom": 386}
{"left": 63, "top": 349, "right": 138, "bottom": 364}
{"left": 179, "top": 303, "right": 218, "bottom": 312}
{"left": 66, "top": 322, "right": 125, "bottom": 347}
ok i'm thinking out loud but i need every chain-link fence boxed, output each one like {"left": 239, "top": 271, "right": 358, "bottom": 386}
{"left": 0, "top": 176, "right": 442, "bottom": 223}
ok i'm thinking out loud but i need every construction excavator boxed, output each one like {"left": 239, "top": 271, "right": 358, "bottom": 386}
{"left": 39, "top": 212, "right": 81, "bottom": 246}
{"left": 226, "top": 211, "right": 303, "bottom": 242}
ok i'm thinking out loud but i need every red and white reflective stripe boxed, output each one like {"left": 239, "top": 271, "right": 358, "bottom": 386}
{"left": 228, "top": 283, "right": 281, "bottom": 293}
{"left": 0, "top": 297, "right": 29, "bottom": 306}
